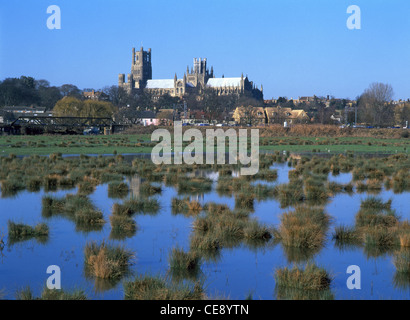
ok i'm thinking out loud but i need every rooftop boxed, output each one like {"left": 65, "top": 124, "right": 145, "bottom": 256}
{"left": 207, "top": 77, "right": 242, "bottom": 88}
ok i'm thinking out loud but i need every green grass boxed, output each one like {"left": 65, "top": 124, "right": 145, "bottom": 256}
{"left": 0, "top": 134, "right": 408, "bottom": 156}
{"left": 0, "top": 134, "right": 152, "bottom": 156}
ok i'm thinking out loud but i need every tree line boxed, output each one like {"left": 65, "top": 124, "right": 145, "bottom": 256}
{"left": 0, "top": 76, "right": 408, "bottom": 126}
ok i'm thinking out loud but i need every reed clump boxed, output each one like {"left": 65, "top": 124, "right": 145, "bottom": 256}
{"left": 274, "top": 206, "right": 330, "bottom": 249}
{"left": 84, "top": 241, "right": 133, "bottom": 279}
{"left": 7, "top": 221, "right": 49, "bottom": 243}
{"left": 16, "top": 287, "right": 87, "bottom": 300}
{"left": 191, "top": 202, "right": 272, "bottom": 251}
{"left": 41, "top": 194, "right": 105, "bottom": 230}
{"left": 177, "top": 177, "right": 213, "bottom": 194}
{"left": 140, "top": 181, "right": 162, "bottom": 196}
{"left": 108, "top": 182, "right": 129, "bottom": 198}
{"left": 393, "top": 249, "right": 410, "bottom": 274}
{"left": 109, "top": 214, "right": 137, "bottom": 240}
{"left": 171, "top": 198, "right": 202, "bottom": 215}
{"left": 124, "top": 274, "right": 204, "bottom": 300}
{"left": 275, "top": 263, "right": 332, "bottom": 291}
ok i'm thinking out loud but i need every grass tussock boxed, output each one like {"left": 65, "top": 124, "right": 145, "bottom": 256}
{"left": 191, "top": 202, "right": 272, "bottom": 253}
{"left": 274, "top": 206, "right": 330, "bottom": 249}
{"left": 275, "top": 263, "right": 332, "bottom": 291}
{"left": 393, "top": 250, "right": 410, "bottom": 274}
{"left": 16, "top": 287, "right": 87, "bottom": 300}
{"left": 109, "top": 214, "right": 137, "bottom": 240}
{"left": 84, "top": 241, "right": 133, "bottom": 279}
{"left": 42, "top": 194, "right": 105, "bottom": 231}
{"left": 124, "top": 274, "right": 204, "bottom": 300}
{"left": 140, "top": 182, "right": 162, "bottom": 196}
{"left": 7, "top": 221, "right": 49, "bottom": 244}
{"left": 171, "top": 198, "right": 203, "bottom": 216}
{"left": 108, "top": 182, "right": 129, "bottom": 198}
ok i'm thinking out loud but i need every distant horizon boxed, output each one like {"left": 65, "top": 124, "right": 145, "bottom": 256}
{"left": 1, "top": 0, "right": 409, "bottom": 101}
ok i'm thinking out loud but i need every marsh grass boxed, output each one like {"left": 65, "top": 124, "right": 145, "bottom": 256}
{"left": 355, "top": 198, "right": 397, "bottom": 229}
{"left": 7, "top": 221, "right": 49, "bottom": 244}
{"left": 191, "top": 202, "right": 272, "bottom": 251}
{"left": 84, "top": 241, "right": 133, "bottom": 279}
{"left": 253, "top": 169, "right": 278, "bottom": 182}
{"left": 333, "top": 198, "right": 409, "bottom": 254}
{"left": 109, "top": 214, "right": 137, "bottom": 240}
{"left": 168, "top": 247, "right": 202, "bottom": 281}
{"left": 0, "top": 178, "right": 25, "bottom": 197}
{"left": 43, "top": 175, "right": 59, "bottom": 192}
{"left": 16, "top": 287, "right": 87, "bottom": 300}
{"left": 125, "top": 198, "right": 160, "bottom": 215}
{"left": 393, "top": 249, "right": 410, "bottom": 274}
{"left": 275, "top": 286, "right": 334, "bottom": 300}
{"left": 171, "top": 198, "right": 202, "bottom": 215}
{"left": 177, "top": 177, "right": 213, "bottom": 195}
{"left": 273, "top": 181, "right": 305, "bottom": 208}
{"left": 26, "top": 177, "right": 42, "bottom": 192}
{"left": 393, "top": 271, "right": 410, "bottom": 290}
{"left": 332, "top": 225, "right": 361, "bottom": 246}
{"left": 279, "top": 245, "right": 322, "bottom": 264}
{"left": 124, "top": 274, "right": 204, "bottom": 300}
{"left": 108, "top": 182, "right": 129, "bottom": 199}
{"left": 77, "top": 177, "right": 98, "bottom": 195}
{"left": 234, "top": 193, "right": 255, "bottom": 211}
{"left": 140, "top": 181, "right": 162, "bottom": 196}
{"left": 274, "top": 264, "right": 332, "bottom": 291}
{"left": 41, "top": 194, "right": 105, "bottom": 231}
{"left": 243, "top": 221, "right": 272, "bottom": 240}
{"left": 275, "top": 206, "right": 330, "bottom": 249}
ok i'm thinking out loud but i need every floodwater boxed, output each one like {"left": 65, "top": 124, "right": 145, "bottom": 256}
{"left": 0, "top": 161, "right": 409, "bottom": 300}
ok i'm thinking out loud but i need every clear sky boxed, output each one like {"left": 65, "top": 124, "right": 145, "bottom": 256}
{"left": 0, "top": 0, "right": 409, "bottom": 100}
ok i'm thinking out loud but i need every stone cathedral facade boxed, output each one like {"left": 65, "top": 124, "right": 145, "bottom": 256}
{"left": 118, "top": 47, "right": 263, "bottom": 100}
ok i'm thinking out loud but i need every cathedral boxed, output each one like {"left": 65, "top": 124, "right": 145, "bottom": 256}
{"left": 118, "top": 47, "right": 263, "bottom": 100}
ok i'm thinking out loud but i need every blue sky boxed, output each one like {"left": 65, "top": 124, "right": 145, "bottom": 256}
{"left": 0, "top": 0, "right": 409, "bottom": 100}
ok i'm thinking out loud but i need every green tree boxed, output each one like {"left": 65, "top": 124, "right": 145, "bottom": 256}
{"left": 53, "top": 97, "right": 114, "bottom": 118}
{"left": 81, "top": 100, "right": 115, "bottom": 118}
{"left": 0, "top": 77, "right": 40, "bottom": 106}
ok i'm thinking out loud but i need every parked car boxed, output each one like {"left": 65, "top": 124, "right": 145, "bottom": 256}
{"left": 83, "top": 127, "right": 100, "bottom": 135}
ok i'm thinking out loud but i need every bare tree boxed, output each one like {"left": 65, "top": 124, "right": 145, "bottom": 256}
{"left": 358, "top": 83, "right": 395, "bottom": 126}
{"left": 240, "top": 105, "right": 260, "bottom": 126}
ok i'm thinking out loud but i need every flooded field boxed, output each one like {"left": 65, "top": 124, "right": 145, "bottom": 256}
{"left": 0, "top": 153, "right": 409, "bottom": 300}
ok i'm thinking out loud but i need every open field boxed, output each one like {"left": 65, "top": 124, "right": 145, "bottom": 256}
{"left": 0, "top": 129, "right": 408, "bottom": 156}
